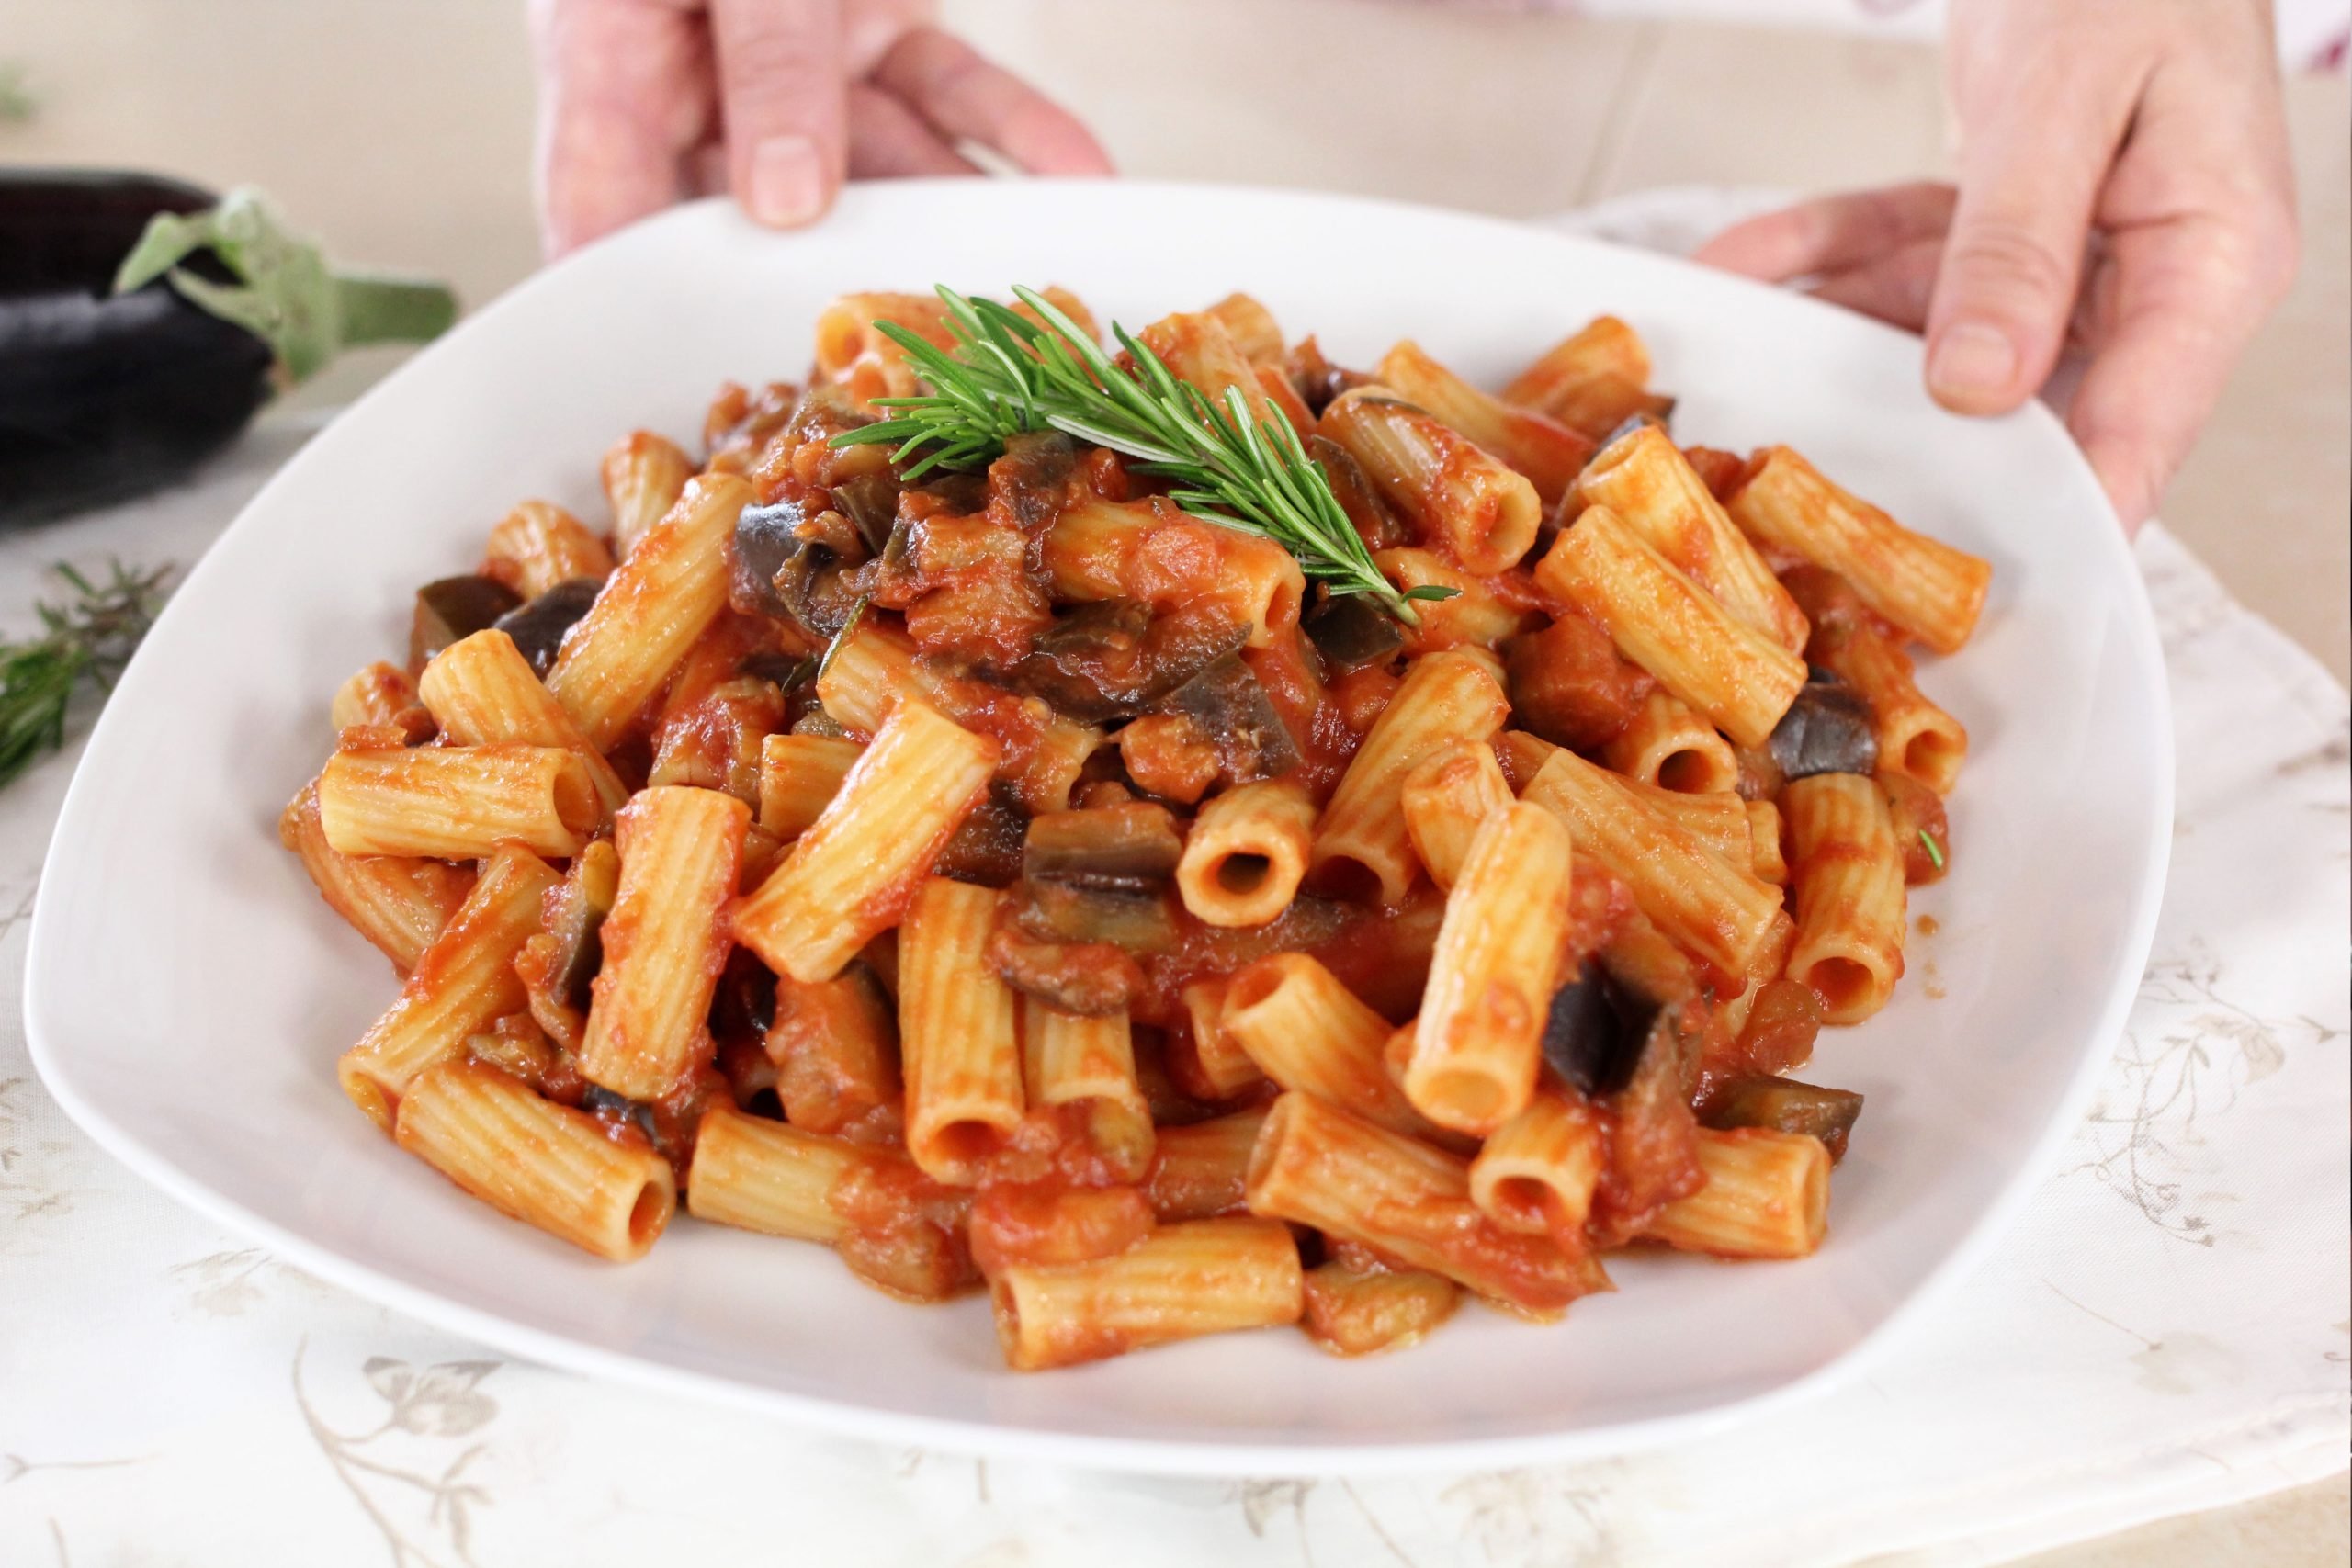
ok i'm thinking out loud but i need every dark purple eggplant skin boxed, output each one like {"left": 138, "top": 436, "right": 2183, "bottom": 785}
{"left": 0, "top": 170, "right": 272, "bottom": 525}
{"left": 493, "top": 576, "right": 605, "bottom": 676}
{"left": 0, "top": 170, "right": 214, "bottom": 295}
{"left": 1539, "top": 962, "right": 1665, "bottom": 1096}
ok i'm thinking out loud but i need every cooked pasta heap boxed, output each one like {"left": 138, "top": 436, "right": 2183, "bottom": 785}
{"left": 285, "top": 288, "right": 1990, "bottom": 1371}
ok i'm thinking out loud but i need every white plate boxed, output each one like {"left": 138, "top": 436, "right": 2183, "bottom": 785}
{"left": 25, "top": 181, "right": 2170, "bottom": 1476}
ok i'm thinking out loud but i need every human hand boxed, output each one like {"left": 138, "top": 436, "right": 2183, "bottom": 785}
{"left": 530, "top": 0, "right": 1113, "bottom": 257}
{"left": 1693, "top": 0, "right": 2300, "bottom": 532}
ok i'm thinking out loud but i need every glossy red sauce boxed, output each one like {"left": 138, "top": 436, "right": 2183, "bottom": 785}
{"left": 967, "top": 1183, "right": 1153, "bottom": 1275}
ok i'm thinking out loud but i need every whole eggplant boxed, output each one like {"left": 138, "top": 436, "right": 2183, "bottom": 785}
{"left": 0, "top": 171, "right": 456, "bottom": 524}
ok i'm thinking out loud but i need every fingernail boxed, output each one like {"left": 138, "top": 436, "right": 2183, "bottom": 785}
{"left": 749, "top": 135, "right": 824, "bottom": 228}
{"left": 1928, "top": 321, "right": 2019, "bottom": 403}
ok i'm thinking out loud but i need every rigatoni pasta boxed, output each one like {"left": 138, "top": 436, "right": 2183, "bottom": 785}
{"left": 1781, "top": 773, "right": 1907, "bottom": 1024}
{"left": 546, "top": 472, "right": 747, "bottom": 750}
{"left": 1727, "top": 446, "right": 1992, "bottom": 655}
{"left": 731, "top": 694, "right": 998, "bottom": 984}
{"left": 1402, "top": 802, "right": 1574, "bottom": 1135}
{"left": 576, "top": 785, "right": 746, "bottom": 1100}
{"left": 897, "top": 877, "right": 1025, "bottom": 1184}
{"left": 318, "top": 741, "right": 599, "bottom": 860}
{"left": 1535, "top": 505, "right": 1807, "bottom": 750}
{"left": 396, "top": 1058, "right": 675, "bottom": 1261}
{"left": 1319, "top": 389, "right": 1544, "bottom": 573}
{"left": 336, "top": 846, "right": 560, "bottom": 1129}
{"left": 290, "top": 285, "right": 1988, "bottom": 1370}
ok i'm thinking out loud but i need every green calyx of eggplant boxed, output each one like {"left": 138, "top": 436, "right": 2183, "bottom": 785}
{"left": 110, "top": 186, "right": 457, "bottom": 383}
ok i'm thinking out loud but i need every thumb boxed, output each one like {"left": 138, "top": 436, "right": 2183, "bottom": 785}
{"left": 1925, "top": 66, "right": 2134, "bottom": 414}
{"left": 712, "top": 0, "right": 848, "bottom": 230}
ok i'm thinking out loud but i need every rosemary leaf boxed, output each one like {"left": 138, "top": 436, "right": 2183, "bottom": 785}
{"left": 825, "top": 285, "right": 1459, "bottom": 625}
{"left": 0, "top": 560, "right": 173, "bottom": 790}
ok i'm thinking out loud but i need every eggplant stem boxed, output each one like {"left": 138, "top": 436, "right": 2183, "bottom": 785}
{"left": 334, "top": 274, "right": 458, "bottom": 347}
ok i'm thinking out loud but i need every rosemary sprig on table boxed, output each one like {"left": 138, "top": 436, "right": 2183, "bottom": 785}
{"left": 0, "top": 561, "right": 174, "bottom": 788}
{"left": 829, "top": 285, "right": 1453, "bottom": 626}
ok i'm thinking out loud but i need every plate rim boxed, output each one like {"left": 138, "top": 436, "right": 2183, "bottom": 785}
{"left": 22, "top": 178, "right": 2176, "bottom": 1477}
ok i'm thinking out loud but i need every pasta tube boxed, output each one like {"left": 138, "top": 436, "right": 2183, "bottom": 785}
{"left": 1781, "top": 773, "right": 1906, "bottom": 1024}
{"left": 279, "top": 781, "right": 473, "bottom": 974}
{"left": 898, "top": 877, "right": 1023, "bottom": 1184}
{"left": 1535, "top": 505, "right": 1806, "bottom": 750}
{"left": 989, "top": 1218, "right": 1305, "bottom": 1371}
{"left": 1222, "top": 953, "right": 1432, "bottom": 1137}
{"left": 547, "top": 471, "right": 748, "bottom": 750}
{"left": 1641, "top": 1126, "right": 1830, "bottom": 1259}
{"left": 482, "top": 500, "right": 614, "bottom": 600}
{"left": 1727, "top": 447, "right": 1991, "bottom": 655}
{"left": 396, "top": 1059, "right": 673, "bottom": 1262}
{"left": 1245, "top": 1092, "right": 1604, "bottom": 1314}
{"left": 1521, "top": 745, "right": 1783, "bottom": 980}
{"left": 600, "top": 430, "right": 694, "bottom": 559}
{"left": 1403, "top": 802, "right": 1574, "bottom": 1135}
{"left": 1143, "top": 1108, "right": 1268, "bottom": 1222}
{"left": 318, "top": 742, "right": 598, "bottom": 862}
{"left": 1575, "top": 424, "right": 1807, "bottom": 651}
{"left": 577, "top": 785, "right": 747, "bottom": 1100}
{"left": 418, "top": 628, "right": 628, "bottom": 816}
{"left": 1318, "top": 389, "right": 1544, "bottom": 573}
{"left": 1374, "top": 340, "right": 1595, "bottom": 501}
{"left": 1600, "top": 689, "right": 1740, "bottom": 795}
{"left": 1175, "top": 777, "right": 1315, "bottom": 928}
{"left": 335, "top": 846, "right": 560, "bottom": 1128}
{"left": 756, "top": 732, "right": 865, "bottom": 839}
{"left": 1022, "top": 999, "right": 1153, "bottom": 1183}
{"left": 1311, "top": 650, "right": 1510, "bottom": 904}
{"left": 1469, "top": 1089, "right": 1608, "bottom": 1237}
{"left": 731, "top": 694, "right": 998, "bottom": 984}
{"left": 1399, "top": 736, "right": 1512, "bottom": 890}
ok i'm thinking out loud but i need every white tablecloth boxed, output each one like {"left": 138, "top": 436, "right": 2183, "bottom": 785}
{"left": 3, "top": 231, "right": 2346, "bottom": 1567}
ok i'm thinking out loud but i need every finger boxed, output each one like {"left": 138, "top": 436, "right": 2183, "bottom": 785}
{"left": 1923, "top": 59, "right": 2143, "bottom": 416}
{"left": 849, "top": 83, "right": 982, "bottom": 177}
{"left": 870, "top": 27, "right": 1114, "bottom": 175}
{"left": 2065, "top": 216, "right": 2275, "bottom": 532}
{"left": 687, "top": 141, "right": 731, "bottom": 197}
{"left": 1692, "top": 183, "right": 1955, "bottom": 282}
{"left": 533, "top": 0, "right": 705, "bottom": 256}
{"left": 843, "top": 0, "right": 933, "bottom": 75}
{"left": 711, "top": 0, "right": 848, "bottom": 228}
{"left": 1807, "top": 237, "right": 1947, "bottom": 333}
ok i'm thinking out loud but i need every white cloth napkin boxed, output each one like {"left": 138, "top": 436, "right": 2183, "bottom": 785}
{"left": 2, "top": 197, "right": 2345, "bottom": 1567}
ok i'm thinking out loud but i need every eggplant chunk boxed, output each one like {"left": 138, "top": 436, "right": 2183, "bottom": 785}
{"left": 731, "top": 495, "right": 863, "bottom": 637}
{"left": 1016, "top": 601, "right": 1250, "bottom": 725}
{"left": 1703, "top": 1075, "right": 1864, "bottom": 1161}
{"left": 544, "top": 840, "right": 620, "bottom": 1013}
{"left": 492, "top": 575, "right": 604, "bottom": 675}
{"left": 1302, "top": 592, "right": 1404, "bottom": 670}
{"left": 1013, "top": 877, "right": 1182, "bottom": 953}
{"left": 1768, "top": 670, "right": 1879, "bottom": 780}
{"left": 729, "top": 497, "right": 810, "bottom": 619}
{"left": 1157, "top": 654, "right": 1301, "bottom": 783}
{"left": 1539, "top": 962, "right": 1664, "bottom": 1096}
{"left": 828, "top": 470, "right": 901, "bottom": 555}
{"left": 1308, "top": 434, "right": 1408, "bottom": 552}
{"left": 1024, "top": 802, "right": 1183, "bottom": 892}
{"left": 936, "top": 787, "right": 1031, "bottom": 889}
{"left": 412, "top": 575, "right": 522, "bottom": 667}
{"left": 988, "top": 429, "right": 1080, "bottom": 530}
{"left": 987, "top": 925, "right": 1143, "bottom": 1016}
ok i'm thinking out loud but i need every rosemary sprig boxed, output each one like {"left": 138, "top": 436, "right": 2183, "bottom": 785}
{"left": 830, "top": 285, "right": 1453, "bottom": 626}
{"left": 0, "top": 561, "right": 174, "bottom": 788}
